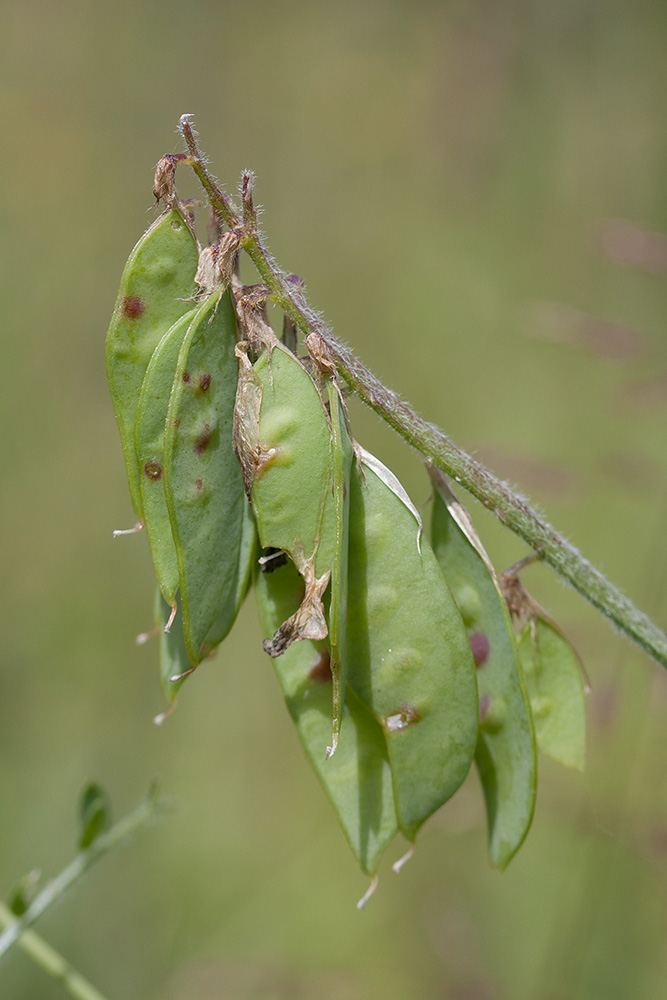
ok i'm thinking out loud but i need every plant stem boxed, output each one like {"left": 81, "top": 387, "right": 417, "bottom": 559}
{"left": 0, "top": 787, "right": 159, "bottom": 962}
{"left": 177, "top": 116, "right": 667, "bottom": 670}
{"left": 0, "top": 902, "right": 109, "bottom": 1000}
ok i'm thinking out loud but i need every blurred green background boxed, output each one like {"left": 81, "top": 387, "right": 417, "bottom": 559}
{"left": 2, "top": 0, "right": 667, "bottom": 997}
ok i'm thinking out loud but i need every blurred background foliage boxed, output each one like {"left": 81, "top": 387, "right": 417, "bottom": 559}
{"left": 1, "top": 0, "right": 667, "bottom": 997}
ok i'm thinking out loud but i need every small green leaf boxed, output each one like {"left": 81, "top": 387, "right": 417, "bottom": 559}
{"left": 79, "top": 784, "right": 111, "bottom": 850}
{"left": 8, "top": 870, "right": 40, "bottom": 917}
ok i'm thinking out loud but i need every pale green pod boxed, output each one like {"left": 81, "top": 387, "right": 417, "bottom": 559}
{"left": 235, "top": 342, "right": 343, "bottom": 657}
{"left": 106, "top": 207, "right": 199, "bottom": 517}
{"left": 254, "top": 556, "right": 399, "bottom": 875}
{"left": 518, "top": 618, "right": 586, "bottom": 771}
{"left": 344, "top": 450, "right": 479, "bottom": 842}
{"left": 135, "top": 309, "right": 197, "bottom": 605}
{"left": 164, "top": 287, "right": 251, "bottom": 665}
{"left": 429, "top": 467, "right": 536, "bottom": 869}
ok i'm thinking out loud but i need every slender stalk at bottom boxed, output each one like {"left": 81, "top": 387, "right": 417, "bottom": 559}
{"left": 0, "top": 902, "right": 109, "bottom": 1000}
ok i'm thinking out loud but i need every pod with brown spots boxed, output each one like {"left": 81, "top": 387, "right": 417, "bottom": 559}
{"left": 164, "top": 287, "right": 256, "bottom": 665}
{"left": 135, "top": 308, "right": 197, "bottom": 606}
{"left": 105, "top": 207, "right": 199, "bottom": 518}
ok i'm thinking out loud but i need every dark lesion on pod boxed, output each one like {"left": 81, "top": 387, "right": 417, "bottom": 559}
{"left": 309, "top": 650, "right": 332, "bottom": 684}
{"left": 121, "top": 295, "right": 145, "bottom": 319}
{"left": 182, "top": 371, "right": 192, "bottom": 385}
{"left": 198, "top": 373, "right": 212, "bottom": 392}
{"left": 143, "top": 461, "right": 163, "bottom": 481}
{"left": 470, "top": 632, "right": 490, "bottom": 667}
{"left": 194, "top": 424, "right": 213, "bottom": 454}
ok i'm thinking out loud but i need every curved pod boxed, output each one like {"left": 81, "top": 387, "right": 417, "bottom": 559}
{"left": 345, "top": 450, "right": 479, "bottom": 842}
{"left": 135, "top": 309, "right": 197, "bottom": 605}
{"left": 236, "top": 343, "right": 351, "bottom": 661}
{"left": 429, "top": 467, "right": 536, "bottom": 868}
{"left": 255, "top": 557, "right": 398, "bottom": 875}
{"left": 164, "top": 287, "right": 253, "bottom": 665}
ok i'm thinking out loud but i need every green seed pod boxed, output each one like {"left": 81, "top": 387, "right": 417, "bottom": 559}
{"left": 135, "top": 309, "right": 197, "bottom": 606}
{"left": 234, "top": 341, "right": 341, "bottom": 655}
{"left": 428, "top": 467, "right": 537, "bottom": 869}
{"left": 164, "top": 286, "right": 254, "bottom": 665}
{"left": 518, "top": 617, "right": 586, "bottom": 771}
{"left": 344, "top": 450, "right": 479, "bottom": 843}
{"left": 106, "top": 207, "right": 199, "bottom": 518}
{"left": 254, "top": 555, "right": 398, "bottom": 875}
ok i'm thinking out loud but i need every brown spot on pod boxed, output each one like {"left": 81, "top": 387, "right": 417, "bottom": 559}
{"left": 385, "top": 704, "right": 420, "bottom": 732}
{"left": 198, "top": 373, "right": 212, "bottom": 392}
{"left": 143, "top": 461, "right": 163, "bottom": 481}
{"left": 195, "top": 478, "right": 203, "bottom": 491}
{"left": 194, "top": 424, "right": 212, "bottom": 454}
{"left": 182, "top": 371, "right": 192, "bottom": 384}
{"left": 121, "top": 295, "right": 145, "bottom": 319}
{"left": 470, "top": 632, "right": 490, "bottom": 667}
{"left": 309, "top": 651, "right": 332, "bottom": 684}
{"left": 172, "top": 418, "right": 180, "bottom": 429}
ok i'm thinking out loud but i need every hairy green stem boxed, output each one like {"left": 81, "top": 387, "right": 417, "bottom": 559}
{"left": 177, "top": 116, "right": 667, "bottom": 669}
{"left": 0, "top": 787, "right": 159, "bottom": 964}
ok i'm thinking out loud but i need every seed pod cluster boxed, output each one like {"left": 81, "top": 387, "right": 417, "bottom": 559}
{"left": 107, "top": 200, "right": 587, "bottom": 884}
{"left": 106, "top": 205, "right": 255, "bottom": 715}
